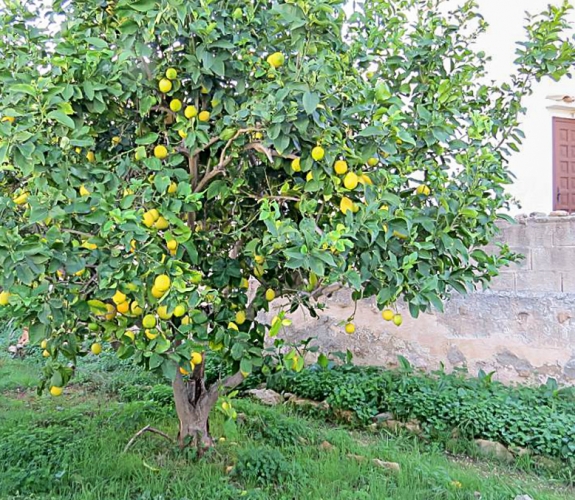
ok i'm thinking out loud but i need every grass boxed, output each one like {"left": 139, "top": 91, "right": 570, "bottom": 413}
{"left": 0, "top": 350, "right": 573, "bottom": 500}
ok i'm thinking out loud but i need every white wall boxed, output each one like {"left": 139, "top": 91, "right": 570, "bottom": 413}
{"left": 473, "top": 0, "right": 575, "bottom": 214}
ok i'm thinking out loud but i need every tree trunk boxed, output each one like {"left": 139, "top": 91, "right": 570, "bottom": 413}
{"left": 172, "top": 363, "right": 245, "bottom": 452}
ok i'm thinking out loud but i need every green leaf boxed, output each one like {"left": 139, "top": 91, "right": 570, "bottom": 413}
{"left": 124, "top": 0, "right": 157, "bottom": 12}
{"left": 47, "top": 110, "right": 75, "bottom": 129}
{"left": 302, "top": 91, "right": 320, "bottom": 115}
{"left": 149, "top": 353, "right": 164, "bottom": 370}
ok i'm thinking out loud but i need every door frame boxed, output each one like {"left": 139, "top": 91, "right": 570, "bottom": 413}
{"left": 552, "top": 116, "right": 575, "bottom": 212}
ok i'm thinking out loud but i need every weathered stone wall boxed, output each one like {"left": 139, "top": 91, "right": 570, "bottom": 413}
{"left": 280, "top": 212, "right": 575, "bottom": 384}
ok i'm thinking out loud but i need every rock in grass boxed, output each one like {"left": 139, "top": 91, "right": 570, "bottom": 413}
{"left": 245, "top": 388, "right": 283, "bottom": 405}
{"left": 474, "top": 439, "right": 514, "bottom": 462}
{"left": 372, "top": 459, "right": 401, "bottom": 472}
{"left": 319, "top": 440, "right": 335, "bottom": 451}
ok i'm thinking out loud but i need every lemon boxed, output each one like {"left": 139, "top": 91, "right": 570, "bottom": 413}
{"left": 143, "top": 314, "right": 157, "bottom": 329}
{"left": 184, "top": 105, "right": 198, "bottom": 119}
{"left": 165, "top": 68, "right": 177, "bottom": 80}
{"left": 266, "top": 52, "right": 285, "bottom": 68}
{"left": 173, "top": 304, "right": 186, "bottom": 317}
{"left": 112, "top": 290, "right": 127, "bottom": 305}
{"left": 345, "top": 322, "right": 355, "bottom": 334}
{"left": 291, "top": 157, "right": 301, "bottom": 172}
{"left": 265, "top": 288, "right": 276, "bottom": 301}
{"left": 382, "top": 309, "right": 394, "bottom": 321}
{"left": 149, "top": 209, "right": 160, "bottom": 221}
{"left": 367, "top": 157, "right": 378, "bottom": 167}
{"left": 343, "top": 172, "right": 359, "bottom": 190}
{"left": 117, "top": 301, "right": 130, "bottom": 314}
{"left": 154, "top": 145, "right": 168, "bottom": 160}
{"left": 142, "top": 211, "right": 155, "bottom": 228}
{"left": 190, "top": 271, "right": 202, "bottom": 285}
{"left": 50, "top": 386, "right": 63, "bottom": 397}
{"left": 158, "top": 78, "right": 172, "bottom": 93}
{"left": 179, "top": 366, "right": 189, "bottom": 375}
{"left": 306, "top": 172, "right": 313, "bottom": 182}
{"left": 42, "top": 349, "right": 50, "bottom": 358}
{"left": 200, "top": 85, "right": 209, "bottom": 94}
{"left": 235, "top": 310, "right": 246, "bottom": 325}
{"left": 221, "top": 401, "right": 230, "bottom": 411}
{"left": 254, "top": 255, "right": 265, "bottom": 265}
{"left": 198, "top": 111, "right": 210, "bottom": 122}
{"left": 86, "top": 151, "right": 95, "bottom": 162}
{"left": 124, "top": 330, "right": 135, "bottom": 341}
{"left": 169, "top": 99, "right": 182, "bottom": 112}
{"left": 181, "top": 315, "right": 190, "bottom": 325}
{"left": 415, "top": 185, "right": 431, "bottom": 196}
{"left": 393, "top": 314, "right": 403, "bottom": 326}
{"left": 82, "top": 241, "right": 98, "bottom": 250}
{"left": 130, "top": 239, "right": 137, "bottom": 253}
{"left": 191, "top": 352, "right": 203, "bottom": 365}
{"left": 228, "top": 321, "right": 239, "bottom": 331}
{"left": 340, "top": 197, "right": 354, "bottom": 214}
{"left": 167, "top": 240, "right": 178, "bottom": 251}
{"left": 112, "top": 136, "right": 121, "bottom": 145}
{"left": 79, "top": 185, "right": 90, "bottom": 197}
{"left": 157, "top": 305, "right": 172, "bottom": 320}
{"left": 131, "top": 301, "right": 143, "bottom": 315}
{"left": 1, "top": 116, "right": 15, "bottom": 123}
{"left": 91, "top": 342, "right": 102, "bottom": 355}
{"left": 359, "top": 174, "right": 373, "bottom": 185}
{"left": 154, "top": 274, "right": 171, "bottom": 292}
{"left": 168, "top": 181, "right": 178, "bottom": 194}
{"left": 151, "top": 286, "right": 165, "bottom": 299}
{"left": 154, "top": 216, "right": 169, "bottom": 230}
{"left": 240, "top": 278, "right": 249, "bottom": 289}
{"left": 311, "top": 146, "right": 325, "bottom": 161}
{"left": 334, "top": 160, "right": 348, "bottom": 175}
{"left": 145, "top": 329, "right": 159, "bottom": 340}
{"left": 40, "top": 339, "right": 48, "bottom": 349}
{"left": 253, "top": 265, "right": 264, "bottom": 278}
{"left": 178, "top": 129, "right": 188, "bottom": 139}
{"left": 0, "top": 291, "right": 10, "bottom": 306}
{"left": 13, "top": 193, "right": 28, "bottom": 205}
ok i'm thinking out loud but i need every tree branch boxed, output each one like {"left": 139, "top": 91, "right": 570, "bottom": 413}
{"left": 123, "top": 425, "right": 174, "bottom": 453}
{"left": 206, "top": 371, "right": 246, "bottom": 407}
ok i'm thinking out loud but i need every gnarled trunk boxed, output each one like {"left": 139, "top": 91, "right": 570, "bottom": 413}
{"left": 172, "top": 364, "right": 245, "bottom": 451}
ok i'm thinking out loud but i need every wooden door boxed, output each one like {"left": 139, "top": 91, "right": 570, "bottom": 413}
{"left": 553, "top": 117, "right": 575, "bottom": 212}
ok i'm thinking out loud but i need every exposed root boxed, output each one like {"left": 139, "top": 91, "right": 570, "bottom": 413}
{"left": 123, "top": 425, "right": 174, "bottom": 453}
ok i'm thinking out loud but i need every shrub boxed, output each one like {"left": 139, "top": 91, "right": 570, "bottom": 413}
{"left": 233, "top": 448, "right": 304, "bottom": 487}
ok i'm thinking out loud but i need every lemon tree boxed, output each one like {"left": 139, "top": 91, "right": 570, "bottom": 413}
{"left": 1, "top": 0, "right": 574, "bottom": 450}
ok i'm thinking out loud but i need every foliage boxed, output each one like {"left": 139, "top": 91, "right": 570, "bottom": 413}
{"left": 232, "top": 447, "right": 304, "bottom": 487}
{"left": 1, "top": 0, "right": 574, "bottom": 397}
{"left": 268, "top": 364, "right": 575, "bottom": 463}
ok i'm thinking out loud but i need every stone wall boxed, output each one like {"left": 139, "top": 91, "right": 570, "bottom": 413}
{"left": 280, "top": 212, "right": 575, "bottom": 384}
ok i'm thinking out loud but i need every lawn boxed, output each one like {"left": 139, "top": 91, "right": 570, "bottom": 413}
{"left": 0, "top": 352, "right": 573, "bottom": 500}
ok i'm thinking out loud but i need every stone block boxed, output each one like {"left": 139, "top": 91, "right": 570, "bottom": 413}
{"left": 515, "top": 271, "right": 562, "bottom": 293}
{"left": 553, "top": 220, "right": 575, "bottom": 246}
{"left": 561, "top": 272, "right": 575, "bottom": 293}
{"left": 532, "top": 247, "right": 575, "bottom": 271}
{"left": 488, "top": 272, "right": 516, "bottom": 292}
{"left": 493, "top": 222, "right": 555, "bottom": 248}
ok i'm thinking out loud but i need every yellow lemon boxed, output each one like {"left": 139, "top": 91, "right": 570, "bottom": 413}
{"left": 179, "top": 366, "right": 189, "bottom": 375}
{"left": 0, "top": 291, "right": 10, "bottom": 306}
{"left": 184, "top": 105, "right": 198, "bottom": 119}
{"left": 266, "top": 52, "right": 285, "bottom": 68}
{"left": 13, "top": 193, "right": 29, "bottom": 205}
{"left": 340, "top": 197, "right": 355, "bottom": 214}
{"left": 157, "top": 305, "right": 172, "bottom": 320}
{"left": 154, "top": 275, "right": 171, "bottom": 292}
{"left": 134, "top": 147, "right": 146, "bottom": 161}
{"left": 158, "top": 78, "right": 172, "bottom": 93}
{"left": 167, "top": 240, "right": 178, "bottom": 251}
{"left": 200, "top": 85, "right": 209, "bottom": 94}
{"left": 311, "top": 146, "right": 325, "bottom": 161}
{"left": 142, "top": 314, "right": 157, "bottom": 329}
{"left": 50, "top": 386, "right": 63, "bottom": 397}
{"left": 393, "top": 314, "right": 403, "bottom": 326}
{"left": 82, "top": 241, "right": 98, "bottom": 250}
{"left": 124, "top": 330, "right": 135, "bottom": 341}
{"left": 254, "top": 255, "right": 265, "bottom": 265}
{"left": 198, "top": 111, "right": 210, "bottom": 122}
{"left": 165, "top": 68, "right": 177, "bottom": 80}
{"left": 117, "top": 301, "right": 130, "bottom": 314}
{"left": 154, "top": 216, "right": 169, "bottom": 230}
{"left": 343, "top": 172, "right": 359, "bottom": 190}
{"left": 131, "top": 301, "right": 143, "bottom": 316}
{"left": 130, "top": 239, "right": 137, "bottom": 253}
{"left": 345, "top": 322, "right": 355, "bottom": 334}
{"left": 306, "top": 172, "right": 313, "bottom": 182}
{"left": 151, "top": 286, "right": 165, "bottom": 299}
{"left": 367, "top": 157, "right": 378, "bottom": 167}
{"left": 415, "top": 185, "right": 431, "bottom": 196}
{"left": 334, "top": 160, "right": 348, "bottom": 175}
{"left": 291, "top": 157, "right": 301, "bottom": 172}
{"left": 167, "top": 181, "right": 178, "bottom": 194}
{"left": 105, "top": 304, "right": 116, "bottom": 321}
{"left": 265, "top": 288, "right": 276, "bottom": 301}
{"left": 148, "top": 208, "right": 160, "bottom": 221}
{"left": 178, "top": 129, "right": 188, "bottom": 139}
{"left": 235, "top": 310, "right": 246, "bottom": 325}
{"left": 382, "top": 309, "right": 394, "bottom": 321}
{"left": 359, "top": 174, "right": 373, "bottom": 185}
{"left": 169, "top": 99, "right": 182, "bottom": 112}
{"left": 91, "top": 342, "right": 102, "bottom": 355}
{"left": 228, "top": 321, "right": 239, "bottom": 331}
{"left": 173, "top": 304, "right": 186, "bottom": 317}
{"left": 42, "top": 349, "right": 50, "bottom": 358}
{"left": 142, "top": 211, "right": 155, "bottom": 228}
{"left": 154, "top": 145, "right": 168, "bottom": 160}
{"left": 112, "top": 290, "right": 127, "bottom": 305}
{"left": 145, "top": 329, "right": 159, "bottom": 340}
{"left": 79, "top": 185, "right": 90, "bottom": 197}
{"left": 40, "top": 339, "right": 48, "bottom": 349}
{"left": 240, "top": 278, "right": 249, "bottom": 289}
{"left": 253, "top": 265, "right": 264, "bottom": 278}
{"left": 181, "top": 315, "right": 190, "bottom": 325}
{"left": 112, "top": 136, "right": 121, "bottom": 145}
{"left": 86, "top": 151, "right": 95, "bottom": 162}
{"left": 1, "top": 116, "right": 15, "bottom": 123}
{"left": 191, "top": 352, "right": 203, "bottom": 365}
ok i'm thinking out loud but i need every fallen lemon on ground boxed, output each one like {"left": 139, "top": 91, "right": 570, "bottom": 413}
{"left": 345, "top": 322, "right": 355, "bottom": 334}
{"left": 50, "top": 386, "right": 63, "bottom": 397}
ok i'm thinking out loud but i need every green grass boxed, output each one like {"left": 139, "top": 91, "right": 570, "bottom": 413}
{"left": 0, "top": 353, "right": 573, "bottom": 500}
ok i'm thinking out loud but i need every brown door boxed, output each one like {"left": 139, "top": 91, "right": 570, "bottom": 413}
{"left": 553, "top": 117, "right": 575, "bottom": 212}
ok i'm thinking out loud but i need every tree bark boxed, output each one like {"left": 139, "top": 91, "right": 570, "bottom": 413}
{"left": 172, "top": 364, "right": 245, "bottom": 451}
